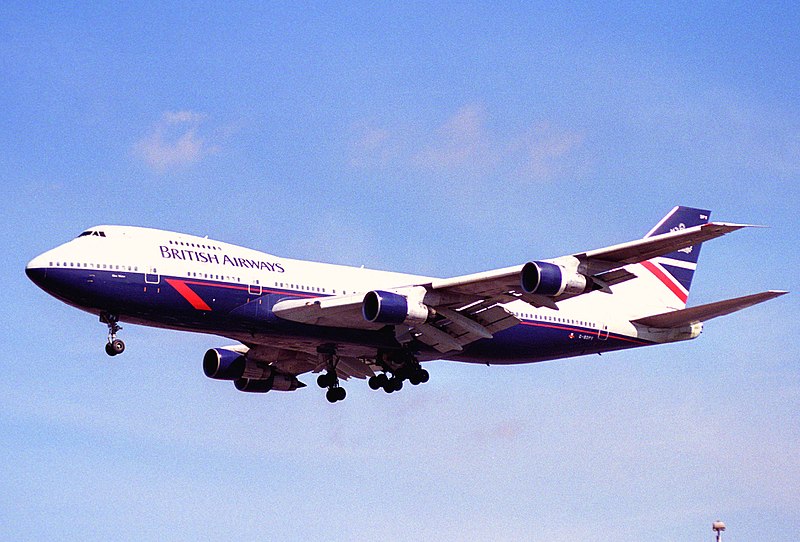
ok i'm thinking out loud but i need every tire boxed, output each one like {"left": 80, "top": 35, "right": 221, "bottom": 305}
{"left": 110, "top": 339, "right": 125, "bottom": 355}
{"left": 106, "top": 339, "right": 125, "bottom": 356}
{"left": 335, "top": 387, "right": 346, "bottom": 401}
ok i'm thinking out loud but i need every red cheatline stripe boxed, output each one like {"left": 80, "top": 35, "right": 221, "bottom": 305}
{"left": 165, "top": 279, "right": 212, "bottom": 311}
{"left": 519, "top": 321, "right": 651, "bottom": 345}
{"left": 641, "top": 261, "right": 688, "bottom": 303}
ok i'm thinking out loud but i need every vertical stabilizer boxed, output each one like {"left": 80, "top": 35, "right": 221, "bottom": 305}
{"left": 609, "top": 206, "right": 711, "bottom": 319}
{"left": 640, "top": 206, "right": 710, "bottom": 306}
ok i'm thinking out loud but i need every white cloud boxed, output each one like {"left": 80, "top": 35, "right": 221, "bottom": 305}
{"left": 349, "top": 104, "right": 586, "bottom": 183}
{"left": 133, "top": 110, "right": 216, "bottom": 171}
{"left": 412, "top": 104, "right": 495, "bottom": 172}
{"left": 512, "top": 121, "right": 586, "bottom": 180}
{"left": 347, "top": 124, "right": 399, "bottom": 169}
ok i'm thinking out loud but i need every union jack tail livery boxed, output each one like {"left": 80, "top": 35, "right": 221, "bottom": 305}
{"left": 642, "top": 205, "right": 710, "bottom": 307}
{"left": 604, "top": 206, "right": 713, "bottom": 320}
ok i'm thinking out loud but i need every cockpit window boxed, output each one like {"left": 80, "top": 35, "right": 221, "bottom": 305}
{"left": 77, "top": 230, "right": 106, "bottom": 238}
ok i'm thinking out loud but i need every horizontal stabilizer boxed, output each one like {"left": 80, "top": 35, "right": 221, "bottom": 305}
{"left": 631, "top": 290, "right": 787, "bottom": 328}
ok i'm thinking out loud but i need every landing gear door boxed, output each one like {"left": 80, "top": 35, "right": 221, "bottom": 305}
{"left": 145, "top": 267, "right": 160, "bottom": 284}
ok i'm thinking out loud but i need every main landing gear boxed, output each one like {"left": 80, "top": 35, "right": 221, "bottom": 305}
{"left": 317, "top": 348, "right": 346, "bottom": 403}
{"left": 100, "top": 312, "right": 125, "bottom": 356}
{"left": 367, "top": 354, "right": 429, "bottom": 394}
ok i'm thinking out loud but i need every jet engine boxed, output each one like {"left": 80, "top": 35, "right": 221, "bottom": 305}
{"left": 203, "top": 348, "right": 303, "bottom": 392}
{"left": 362, "top": 290, "right": 430, "bottom": 326}
{"left": 521, "top": 261, "right": 589, "bottom": 297}
{"left": 234, "top": 374, "right": 304, "bottom": 393}
{"left": 203, "top": 348, "right": 246, "bottom": 380}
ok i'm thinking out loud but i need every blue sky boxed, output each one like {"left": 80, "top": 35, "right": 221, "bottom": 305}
{"left": 2, "top": 2, "right": 798, "bottom": 540}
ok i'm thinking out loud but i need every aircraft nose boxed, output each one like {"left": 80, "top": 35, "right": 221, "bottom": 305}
{"left": 25, "top": 255, "right": 49, "bottom": 288}
{"left": 25, "top": 265, "right": 47, "bottom": 285}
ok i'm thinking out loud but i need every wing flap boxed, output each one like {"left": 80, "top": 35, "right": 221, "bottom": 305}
{"left": 631, "top": 290, "right": 787, "bottom": 328}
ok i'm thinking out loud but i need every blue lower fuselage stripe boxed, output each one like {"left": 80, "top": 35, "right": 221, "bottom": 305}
{"left": 36, "top": 267, "right": 652, "bottom": 363}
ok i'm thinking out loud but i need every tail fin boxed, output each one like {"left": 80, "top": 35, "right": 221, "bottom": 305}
{"left": 639, "top": 206, "right": 710, "bottom": 307}
{"left": 607, "top": 206, "right": 712, "bottom": 319}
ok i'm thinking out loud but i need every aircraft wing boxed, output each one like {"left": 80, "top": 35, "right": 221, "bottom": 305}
{"left": 576, "top": 221, "right": 754, "bottom": 274}
{"left": 423, "top": 221, "right": 752, "bottom": 304}
{"left": 239, "top": 342, "right": 379, "bottom": 381}
{"left": 272, "top": 292, "right": 519, "bottom": 353}
{"left": 270, "top": 293, "right": 385, "bottom": 330}
{"left": 270, "top": 221, "right": 754, "bottom": 354}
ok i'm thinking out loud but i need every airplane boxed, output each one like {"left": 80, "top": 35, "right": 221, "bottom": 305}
{"left": 25, "top": 206, "right": 786, "bottom": 403}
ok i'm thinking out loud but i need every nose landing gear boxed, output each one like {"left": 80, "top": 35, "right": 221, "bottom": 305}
{"left": 100, "top": 312, "right": 125, "bottom": 356}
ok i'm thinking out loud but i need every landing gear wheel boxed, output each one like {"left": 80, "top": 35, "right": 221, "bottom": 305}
{"left": 368, "top": 375, "right": 381, "bottom": 390}
{"left": 317, "top": 373, "right": 334, "bottom": 388}
{"left": 383, "top": 376, "right": 403, "bottom": 393}
{"left": 108, "top": 339, "right": 125, "bottom": 356}
{"left": 105, "top": 339, "right": 125, "bottom": 356}
{"left": 318, "top": 350, "right": 346, "bottom": 403}
{"left": 326, "top": 386, "right": 346, "bottom": 403}
{"left": 100, "top": 312, "right": 124, "bottom": 356}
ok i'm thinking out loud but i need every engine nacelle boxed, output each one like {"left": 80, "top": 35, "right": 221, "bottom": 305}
{"left": 234, "top": 374, "right": 304, "bottom": 393}
{"left": 362, "top": 290, "right": 430, "bottom": 326}
{"left": 521, "top": 261, "right": 589, "bottom": 297}
{"left": 205, "top": 347, "right": 304, "bottom": 392}
{"left": 203, "top": 348, "right": 246, "bottom": 380}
